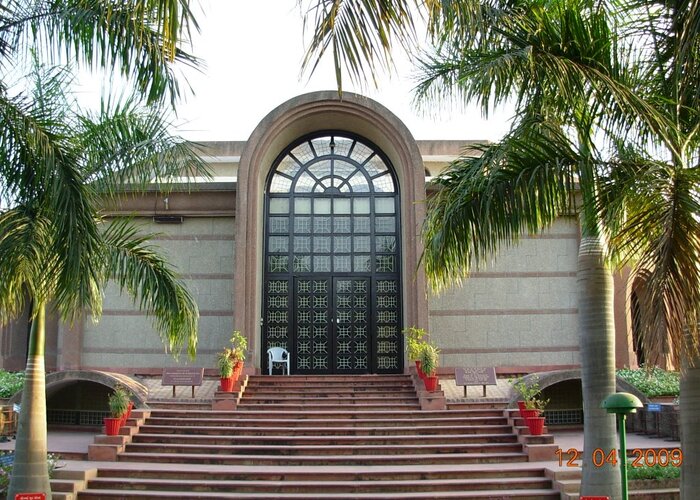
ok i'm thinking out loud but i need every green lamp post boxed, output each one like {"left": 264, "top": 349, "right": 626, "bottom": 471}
{"left": 602, "top": 392, "right": 644, "bottom": 500}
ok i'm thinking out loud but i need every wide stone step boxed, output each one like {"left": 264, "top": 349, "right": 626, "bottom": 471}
{"left": 117, "top": 451, "right": 530, "bottom": 466}
{"left": 85, "top": 476, "right": 552, "bottom": 494}
{"left": 145, "top": 409, "right": 505, "bottom": 420}
{"left": 138, "top": 423, "right": 515, "bottom": 437}
{"left": 78, "top": 489, "right": 559, "bottom": 499}
{"left": 94, "top": 466, "right": 548, "bottom": 482}
{"left": 235, "top": 402, "right": 422, "bottom": 411}
{"left": 124, "top": 441, "right": 524, "bottom": 457}
{"left": 247, "top": 375, "right": 412, "bottom": 384}
{"left": 239, "top": 395, "right": 419, "bottom": 404}
{"left": 244, "top": 387, "right": 416, "bottom": 395}
{"left": 144, "top": 415, "right": 508, "bottom": 429}
{"left": 131, "top": 432, "right": 519, "bottom": 447}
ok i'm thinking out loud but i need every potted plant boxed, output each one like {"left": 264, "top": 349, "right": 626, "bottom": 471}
{"left": 217, "top": 330, "right": 248, "bottom": 392}
{"left": 104, "top": 385, "right": 129, "bottom": 435}
{"left": 217, "top": 349, "right": 235, "bottom": 392}
{"left": 511, "top": 375, "right": 542, "bottom": 417}
{"left": 229, "top": 330, "right": 248, "bottom": 382}
{"left": 419, "top": 343, "right": 440, "bottom": 392}
{"left": 402, "top": 326, "right": 427, "bottom": 374}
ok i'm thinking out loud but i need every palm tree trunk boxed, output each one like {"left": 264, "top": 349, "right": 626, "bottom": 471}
{"left": 680, "top": 356, "right": 699, "bottom": 498}
{"left": 578, "top": 234, "right": 622, "bottom": 498}
{"left": 7, "top": 301, "right": 52, "bottom": 499}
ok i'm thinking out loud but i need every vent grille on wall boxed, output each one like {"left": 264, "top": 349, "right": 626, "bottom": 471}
{"left": 153, "top": 215, "right": 184, "bottom": 224}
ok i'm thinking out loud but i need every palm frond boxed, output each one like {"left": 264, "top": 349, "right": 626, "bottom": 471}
{"left": 4, "top": 0, "right": 199, "bottom": 105}
{"left": 76, "top": 96, "right": 210, "bottom": 195}
{"left": 300, "top": 0, "right": 419, "bottom": 92}
{"left": 102, "top": 218, "right": 199, "bottom": 359}
{"left": 0, "top": 207, "right": 54, "bottom": 323}
{"left": 422, "top": 118, "right": 578, "bottom": 290}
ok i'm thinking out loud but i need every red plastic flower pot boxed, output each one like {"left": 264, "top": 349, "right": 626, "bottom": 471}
{"left": 525, "top": 416, "right": 546, "bottom": 436}
{"left": 520, "top": 408, "right": 540, "bottom": 419}
{"left": 517, "top": 400, "right": 527, "bottom": 417}
{"left": 104, "top": 417, "right": 122, "bottom": 436}
{"left": 423, "top": 375, "right": 439, "bottom": 392}
{"left": 220, "top": 376, "right": 234, "bottom": 392}
{"left": 232, "top": 361, "right": 244, "bottom": 383}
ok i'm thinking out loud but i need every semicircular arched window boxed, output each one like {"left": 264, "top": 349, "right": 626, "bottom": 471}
{"left": 262, "top": 133, "right": 402, "bottom": 375}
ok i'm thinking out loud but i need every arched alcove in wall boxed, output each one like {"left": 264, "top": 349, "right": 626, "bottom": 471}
{"left": 234, "top": 92, "right": 428, "bottom": 370}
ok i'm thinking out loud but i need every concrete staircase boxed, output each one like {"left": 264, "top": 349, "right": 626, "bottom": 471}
{"left": 76, "top": 374, "right": 560, "bottom": 498}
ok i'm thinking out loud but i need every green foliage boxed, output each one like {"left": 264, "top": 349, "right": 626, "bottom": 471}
{"left": 0, "top": 452, "right": 61, "bottom": 492}
{"left": 402, "top": 326, "right": 427, "bottom": 361}
{"left": 217, "top": 350, "right": 234, "bottom": 378}
{"left": 627, "top": 461, "right": 681, "bottom": 480}
{"left": 512, "top": 375, "right": 548, "bottom": 410}
{"left": 0, "top": 371, "right": 24, "bottom": 398}
{"left": 616, "top": 365, "right": 680, "bottom": 398}
{"left": 229, "top": 330, "right": 248, "bottom": 363}
{"left": 419, "top": 343, "right": 439, "bottom": 376}
{"left": 107, "top": 385, "right": 130, "bottom": 418}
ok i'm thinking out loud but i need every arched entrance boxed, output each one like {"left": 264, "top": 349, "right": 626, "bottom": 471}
{"left": 261, "top": 132, "right": 402, "bottom": 374}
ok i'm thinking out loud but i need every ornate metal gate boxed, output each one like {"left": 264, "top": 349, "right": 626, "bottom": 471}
{"left": 262, "top": 133, "right": 402, "bottom": 374}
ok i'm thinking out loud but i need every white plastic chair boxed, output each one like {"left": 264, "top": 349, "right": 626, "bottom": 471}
{"left": 267, "top": 347, "right": 290, "bottom": 375}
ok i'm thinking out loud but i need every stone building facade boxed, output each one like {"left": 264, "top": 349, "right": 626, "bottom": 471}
{"left": 0, "top": 92, "right": 644, "bottom": 375}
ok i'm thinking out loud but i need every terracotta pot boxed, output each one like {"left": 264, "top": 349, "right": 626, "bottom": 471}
{"left": 220, "top": 376, "right": 234, "bottom": 392}
{"left": 525, "top": 416, "right": 546, "bottom": 435}
{"left": 104, "top": 417, "right": 122, "bottom": 436}
{"left": 424, "top": 375, "right": 439, "bottom": 392}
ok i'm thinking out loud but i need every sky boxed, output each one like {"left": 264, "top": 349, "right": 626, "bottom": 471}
{"left": 79, "top": 0, "right": 514, "bottom": 143}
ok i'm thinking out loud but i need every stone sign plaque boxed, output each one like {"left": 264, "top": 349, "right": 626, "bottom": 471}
{"left": 161, "top": 367, "right": 204, "bottom": 398}
{"left": 454, "top": 367, "right": 497, "bottom": 397}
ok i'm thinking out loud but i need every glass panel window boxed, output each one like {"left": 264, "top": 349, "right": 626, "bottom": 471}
{"left": 333, "top": 217, "right": 351, "bottom": 233}
{"left": 354, "top": 255, "right": 372, "bottom": 272}
{"left": 354, "top": 236, "right": 371, "bottom": 252}
{"left": 269, "top": 217, "right": 289, "bottom": 233}
{"left": 291, "top": 141, "right": 315, "bottom": 163}
{"left": 270, "top": 174, "right": 292, "bottom": 193}
{"left": 311, "top": 137, "right": 332, "bottom": 157}
{"left": 294, "top": 217, "right": 311, "bottom": 233}
{"left": 313, "top": 236, "right": 331, "bottom": 253}
{"left": 309, "top": 160, "right": 332, "bottom": 180}
{"left": 294, "top": 198, "right": 311, "bottom": 214}
{"left": 353, "top": 198, "right": 370, "bottom": 214}
{"left": 313, "top": 216, "right": 331, "bottom": 234}
{"left": 375, "top": 198, "right": 395, "bottom": 214}
{"left": 314, "top": 198, "right": 331, "bottom": 214}
{"left": 268, "top": 236, "right": 289, "bottom": 253}
{"left": 294, "top": 236, "right": 311, "bottom": 253}
{"left": 295, "top": 171, "right": 316, "bottom": 192}
{"left": 269, "top": 198, "right": 290, "bottom": 214}
{"left": 333, "top": 198, "right": 351, "bottom": 214}
{"left": 277, "top": 156, "right": 301, "bottom": 176}
{"left": 334, "top": 236, "right": 352, "bottom": 253}
{"left": 372, "top": 173, "right": 395, "bottom": 193}
{"left": 375, "top": 216, "right": 396, "bottom": 233}
{"left": 365, "top": 155, "right": 388, "bottom": 176}
{"left": 376, "top": 236, "right": 396, "bottom": 253}
{"left": 350, "top": 142, "right": 373, "bottom": 163}
{"left": 334, "top": 255, "right": 352, "bottom": 272}
{"left": 348, "top": 172, "right": 370, "bottom": 192}
{"left": 334, "top": 160, "right": 356, "bottom": 180}
{"left": 354, "top": 217, "right": 370, "bottom": 233}
{"left": 313, "top": 256, "right": 331, "bottom": 272}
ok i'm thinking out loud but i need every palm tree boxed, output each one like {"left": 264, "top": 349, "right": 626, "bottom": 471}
{"left": 301, "top": 0, "right": 700, "bottom": 496}
{"left": 0, "top": 61, "right": 206, "bottom": 497}
{"left": 0, "top": 2, "right": 201, "bottom": 496}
